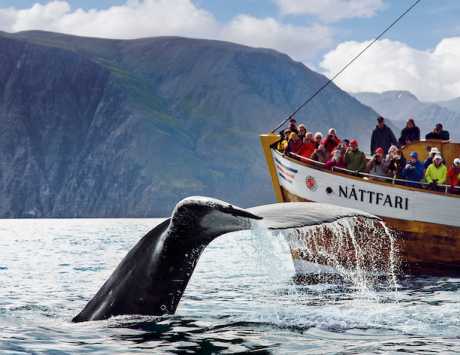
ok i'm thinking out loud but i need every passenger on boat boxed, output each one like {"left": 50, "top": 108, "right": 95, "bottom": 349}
{"left": 286, "top": 132, "right": 303, "bottom": 154}
{"left": 344, "top": 139, "right": 366, "bottom": 172}
{"left": 311, "top": 144, "right": 329, "bottom": 163}
{"left": 325, "top": 149, "right": 346, "bottom": 169}
{"left": 423, "top": 147, "right": 441, "bottom": 170}
{"left": 289, "top": 118, "right": 299, "bottom": 134}
{"left": 366, "top": 147, "right": 386, "bottom": 177}
{"left": 298, "top": 124, "right": 307, "bottom": 140}
{"left": 447, "top": 158, "right": 460, "bottom": 193}
{"left": 398, "top": 118, "right": 420, "bottom": 146}
{"left": 314, "top": 132, "right": 323, "bottom": 148}
{"left": 342, "top": 139, "right": 350, "bottom": 148}
{"left": 384, "top": 145, "right": 406, "bottom": 179}
{"left": 425, "top": 154, "right": 447, "bottom": 189}
{"left": 425, "top": 123, "right": 450, "bottom": 141}
{"left": 401, "top": 152, "right": 424, "bottom": 185}
{"left": 276, "top": 129, "right": 290, "bottom": 152}
{"left": 370, "top": 116, "right": 398, "bottom": 154}
{"left": 298, "top": 132, "right": 316, "bottom": 158}
{"left": 322, "top": 128, "right": 341, "bottom": 155}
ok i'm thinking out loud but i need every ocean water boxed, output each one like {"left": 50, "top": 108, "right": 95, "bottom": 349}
{"left": 1, "top": 219, "right": 460, "bottom": 354}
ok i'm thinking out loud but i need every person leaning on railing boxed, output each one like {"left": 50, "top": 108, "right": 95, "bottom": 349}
{"left": 325, "top": 148, "right": 346, "bottom": 169}
{"left": 425, "top": 123, "right": 450, "bottom": 141}
{"left": 366, "top": 147, "right": 387, "bottom": 177}
{"left": 384, "top": 145, "right": 406, "bottom": 179}
{"left": 423, "top": 147, "right": 441, "bottom": 170}
{"left": 298, "top": 132, "right": 316, "bottom": 158}
{"left": 447, "top": 158, "right": 460, "bottom": 194}
{"left": 276, "top": 129, "right": 290, "bottom": 152}
{"left": 344, "top": 139, "right": 366, "bottom": 172}
{"left": 400, "top": 152, "right": 424, "bottom": 187}
{"left": 286, "top": 132, "right": 303, "bottom": 154}
{"left": 398, "top": 118, "right": 420, "bottom": 146}
{"left": 311, "top": 144, "right": 329, "bottom": 163}
{"left": 425, "top": 154, "right": 447, "bottom": 190}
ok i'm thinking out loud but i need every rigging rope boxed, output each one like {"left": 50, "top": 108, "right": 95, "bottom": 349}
{"left": 271, "top": 0, "right": 423, "bottom": 133}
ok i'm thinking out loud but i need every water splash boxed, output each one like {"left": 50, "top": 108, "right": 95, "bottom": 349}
{"left": 281, "top": 216, "right": 400, "bottom": 296}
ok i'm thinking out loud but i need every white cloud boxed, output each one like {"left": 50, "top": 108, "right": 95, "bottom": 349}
{"left": 0, "top": 0, "right": 333, "bottom": 62}
{"left": 0, "top": 0, "right": 219, "bottom": 39}
{"left": 320, "top": 38, "right": 460, "bottom": 101}
{"left": 275, "top": 0, "right": 385, "bottom": 22}
{"left": 223, "top": 15, "right": 332, "bottom": 62}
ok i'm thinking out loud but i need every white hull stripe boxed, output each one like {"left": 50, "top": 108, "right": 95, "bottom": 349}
{"left": 272, "top": 149, "right": 460, "bottom": 228}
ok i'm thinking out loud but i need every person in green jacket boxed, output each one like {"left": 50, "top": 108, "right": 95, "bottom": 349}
{"left": 345, "top": 139, "right": 367, "bottom": 172}
{"left": 425, "top": 154, "right": 447, "bottom": 189}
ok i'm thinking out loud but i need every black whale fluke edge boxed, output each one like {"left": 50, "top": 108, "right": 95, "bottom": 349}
{"left": 72, "top": 196, "right": 377, "bottom": 323}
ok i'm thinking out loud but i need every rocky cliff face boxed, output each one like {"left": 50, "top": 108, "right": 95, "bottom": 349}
{"left": 0, "top": 31, "right": 379, "bottom": 217}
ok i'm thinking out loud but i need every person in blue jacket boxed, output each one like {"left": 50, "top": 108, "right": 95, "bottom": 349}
{"left": 401, "top": 151, "right": 424, "bottom": 187}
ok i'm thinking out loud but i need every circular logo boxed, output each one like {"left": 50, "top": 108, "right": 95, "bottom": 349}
{"left": 306, "top": 176, "right": 317, "bottom": 191}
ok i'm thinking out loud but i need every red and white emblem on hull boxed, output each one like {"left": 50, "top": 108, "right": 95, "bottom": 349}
{"left": 306, "top": 176, "right": 317, "bottom": 191}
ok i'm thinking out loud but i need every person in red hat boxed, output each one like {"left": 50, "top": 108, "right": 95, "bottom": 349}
{"left": 344, "top": 139, "right": 366, "bottom": 172}
{"left": 366, "top": 147, "right": 386, "bottom": 177}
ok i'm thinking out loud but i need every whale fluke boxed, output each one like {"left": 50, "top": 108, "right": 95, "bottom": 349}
{"left": 72, "top": 197, "right": 261, "bottom": 322}
{"left": 73, "top": 197, "right": 377, "bottom": 322}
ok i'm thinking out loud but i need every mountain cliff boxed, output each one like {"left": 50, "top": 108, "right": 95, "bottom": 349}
{"left": 436, "top": 97, "right": 460, "bottom": 115}
{"left": 0, "top": 31, "right": 379, "bottom": 217}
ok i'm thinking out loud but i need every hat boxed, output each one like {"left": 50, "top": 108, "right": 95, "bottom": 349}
{"left": 454, "top": 158, "right": 460, "bottom": 166}
{"left": 375, "top": 147, "right": 384, "bottom": 155}
{"left": 314, "top": 132, "right": 323, "bottom": 139}
{"left": 409, "top": 151, "right": 418, "bottom": 159}
{"left": 434, "top": 154, "right": 443, "bottom": 161}
{"left": 430, "top": 147, "right": 441, "bottom": 155}
{"left": 377, "top": 116, "right": 384, "bottom": 123}
{"left": 350, "top": 139, "right": 358, "bottom": 147}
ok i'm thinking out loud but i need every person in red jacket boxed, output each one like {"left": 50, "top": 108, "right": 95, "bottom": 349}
{"left": 286, "top": 132, "right": 303, "bottom": 154}
{"left": 447, "top": 158, "right": 460, "bottom": 194}
{"left": 299, "top": 132, "right": 316, "bottom": 159}
{"left": 322, "top": 128, "right": 341, "bottom": 155}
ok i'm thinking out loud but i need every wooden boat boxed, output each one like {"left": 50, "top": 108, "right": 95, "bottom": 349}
{"left": 260, "top": 134, "right": 460, "bottom": 276}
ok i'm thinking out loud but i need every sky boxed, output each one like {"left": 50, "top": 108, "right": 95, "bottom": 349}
{"left": 1, "top": 0, "right": 460, "bottom": 101}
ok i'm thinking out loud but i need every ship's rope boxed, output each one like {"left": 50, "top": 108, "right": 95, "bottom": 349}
{"left": 271, "top": 0, "right": 423, "bottom": 133}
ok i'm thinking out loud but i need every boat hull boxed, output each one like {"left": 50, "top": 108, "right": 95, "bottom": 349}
{"left": 282, "top": 186, "right": 460, "bottom": 276}
{"left": 258, "top": 136, "right": 460, "bottom": 276}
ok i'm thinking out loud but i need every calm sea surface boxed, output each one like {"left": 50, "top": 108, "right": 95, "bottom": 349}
{"left": 1, "top": 219, "right": 460, "bottom": 354}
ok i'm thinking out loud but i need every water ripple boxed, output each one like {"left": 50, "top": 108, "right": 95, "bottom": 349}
{"left": 0, "top": 219, "right": 459, "bottom": 353}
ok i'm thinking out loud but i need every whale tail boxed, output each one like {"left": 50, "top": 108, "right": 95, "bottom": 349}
{"left": 73, "top": 197, "right": 377, "bottom": 322}
{"left": 72, "top": 197, "right": 262, "bottom": 323}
